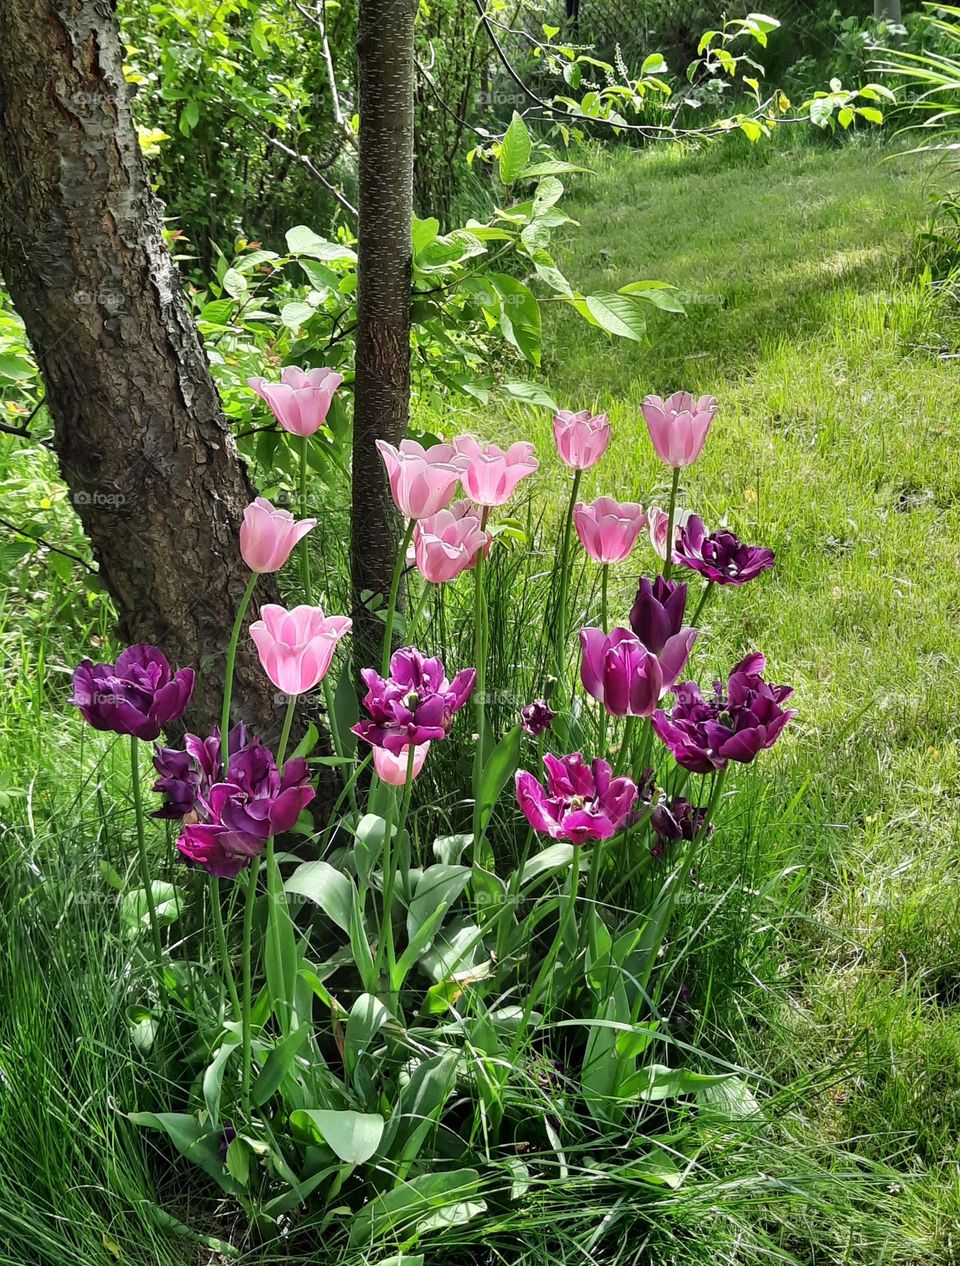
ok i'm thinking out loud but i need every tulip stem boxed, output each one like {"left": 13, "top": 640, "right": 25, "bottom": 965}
{"left": 262, "top": 695, "right": 298, "bottom": 1036}
{"left": 690, "top": 580, "right": 715, "bottom": 627}
{"left": 662, "top": 467, "right": 681, "bottom": 581}
{"left": 129, "top": 736, "right": 165, "bottom": 994}
{"left": 551, "top": 469, "right": 582, "bottom": 685}
{"left": 220, "top": 572, "right": 258, "bottom": 767}
{"left": 381, "top": 519, "right": 415, "bottom": 675}
{"left": 210, "top": 875, "right": 241, "bottom": 1022}
{"left": 471, "top": 539, "right": 488, "bottom": 842}
{"left": 600, "top": 563, "right": 609, "bottom": 633}
{"left": 299, "top": 434, "right": 312, "bottom": 600}
{"left": 240, "top": 855, "right": 259, "bottom": 1119}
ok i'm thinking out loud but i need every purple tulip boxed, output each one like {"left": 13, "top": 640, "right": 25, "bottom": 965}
{"left": 520, "top": 699, "right": 556, "bottom": 737}
{"left": 70, "top": 644, "right": 195, "bottom": 741}
{"left": 580, "top": 625, "right": 697, "bottom": 717}
{"left": 651, "top": 652, "right": 795, "bottom": 773}
{"left": 675, "top": 516, "right": 775, "bottom": 586}
{"left": 650, "top": 797, "right": 712, "bottom": 859}
{"left": 353, "top": 646, "right": 476, "bottom": 755}
{"left": 515, "top": 753, "right": 638, "bottom": 845}
{"left": 156, "top": 727, "right": 314, "bottom": 879}
{"left": 629, "top": 576, "right": 689, "bottom": 655}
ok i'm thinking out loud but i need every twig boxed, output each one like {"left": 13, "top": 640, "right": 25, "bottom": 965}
{"left": 0, "top": 514, "right": 96, "bottom": 571}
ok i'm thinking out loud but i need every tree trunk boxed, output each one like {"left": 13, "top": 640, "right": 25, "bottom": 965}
{"left": 351, "top": 0, "right": 418, "bottom": 672}
{"left": 0, "top": 0, "right": 280, "bottom": 739}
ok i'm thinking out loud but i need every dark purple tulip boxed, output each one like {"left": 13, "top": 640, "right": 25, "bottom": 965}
{"left": 651, "top": 652, "right": 795, "bottom": 773}
{"left": 170, "top": 730, "right": 315, "bottom": 879}
{"left": 70, "top": 644, "right": 195, "bottom": 741}
{"left": 520, "top": 699, "right": 556, "bottom": 737}
{"left": 352, "top": 646, "right": 476, "bottom": 755}
{"left": 629, "top": 576, "right": 688, "bottom": 655}
{"left": 675, "top": 515, "right": 775, "bottom": 586}
{"left": 152, "top": 723, "right": 248, "bottom": 819}
{"left": 650, "top": 797, "right": 712, "bottom": 859}
{"left": 515, "top": 752, "right": 638, "bottom": 845}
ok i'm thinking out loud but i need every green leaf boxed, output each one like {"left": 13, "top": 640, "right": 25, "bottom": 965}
{"left": 353, "top": 812, "right": 392, "bottom": 886}
{"left": 475, "top": 723, "right": 522, "bottom": 833}
{"left": 285, "top": 860, "right": 354, "bottom": 934}
{"left": 289, "top": 722, "right": 319, "bottom": 762}
{"left": 858, "top": 106, "right": 883, "bottom": 125}
{"left": 499, "top": 112, "right": 532, "bottom": 185}
{"left": 285, "top": 225, "right": 357, "bottom": 262}
{"left": 489, "top": 274, "right": 541, "bottom": 366}
{"left": 0, "top": 353, "right": 35, "bottom": 380}
{"left": 289, "top": 1109, "right": 384, "bottom": 1165}
{"left": 500, "top": 380, "right": 559, "bottom": 410}
{"left": 225, "top": 1136, "right": 251, "bottom": 1186}
{"left": 412, "top": 216, "right": 440, "bottom": 257}
{"left": 518, "top": 842, "right": 575, "bottom": 887}
{"left": 221, "top": 268, "right": 247, "bottom": 298}
{"left": 280, "top": 301, "right": 315, "bottom": 330}
{"left": 251, "top": 1024, "right": 311, "bottom": 1108}
{"left": 265, "top": 851, "right": 299, "bottom": 1033}
{"left": 333, "top": 668, "right": 359, "bottom": 759}
{"left": 127, "top": 1113, "right": 241, "bottom": 1193}
{"left": 618, "top": 281, "right": 685, "bottom": 314}
{"left": 203, "top": 1037, "right": 240, "bottom": 1125}
{"left": 344, "top": 993, "right": 390, "bottom": 1079}
{"left": 579, "top": 293, "right": 647, "bottom": 342}
{"left": 349, "top": 1169, "right": 482, "bottom": 1247}
{"left": 406, "top": 865, "right": 471, "bottom": 941}
{"left": 432, "top": 833, "right": 473, "bottom": 866}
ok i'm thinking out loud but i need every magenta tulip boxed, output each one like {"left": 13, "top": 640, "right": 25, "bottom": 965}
{"left": 642, "top": 392, "right": 717, "bottom": 468}
{"left": 579, "top": 627, "right": 664, "bottom": 717}
{"left": 412, "top": 502, "right": 490, "bottom": 583}
{"left": 376, "top": 438, "right": 462, "bottom": 520}
{"left": 553, "top": 410, "right": 610, "bottom": 470}
{"left": 239, "top": 497, "right": 317, "bottom": 573}
{"left": 453, "top": 436, "right": 538, "bottom": 507}
{"left": 71, "top": 645, "right": 195, "bottom": 740}
{"left": 247, "top": 366, "right": 343, "bottom": 437}
{"left": 515, "top": 753, "right": 638, "bottom": 845}
{"left": 573, "top": 497, "right": 647, "bottom": 564}
{"left": 249, "top": 603, "right": 351, "bottom": 696}
{"left": 372, "top": 741, "right": 431, "bottom": 786}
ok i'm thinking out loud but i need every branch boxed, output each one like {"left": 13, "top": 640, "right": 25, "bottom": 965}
{"left": 0, "top": 514, "right": 96, "bottom": 572}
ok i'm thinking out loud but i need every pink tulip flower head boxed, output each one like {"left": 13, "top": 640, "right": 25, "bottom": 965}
{"left": 372, "top": 741, "right": 431, "bottom": 786}
{"left": 239, "top": 497, "right": 317, "bottom": 574}
{"left": 376, "top": 438, "right": 462, "bottom": 520}
{"left": 579, "top": 625, "right": 697, "bottom": 715}
{"left": 247, "top": 366, "right": 343, "bottom": 437}
{"left": 648, "top": 505, "right": 694, "bottom": 562}
{"left": 250, "top": 604, "right": 351, "bottom": 696}
{"left": 453, "top": 436, "right": 539, "bottom": 507}
{"left": 412, "top": 501, "right": 490, "bottom": 583}
{"left": 553, "top": 410, "right": 611, "bottom": 470}
{"left": 573, "top": 497, "right": 647, "bottom": 564}
{"left": 642, "top": 392, "right": 717, "bottom": 468}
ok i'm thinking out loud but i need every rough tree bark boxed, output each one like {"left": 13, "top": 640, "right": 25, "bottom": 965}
{"left": 351, "top": 0, "right": 419, "bottom": 671}
{"left": 0, "top": 0, "right": 280, "bottom": 738}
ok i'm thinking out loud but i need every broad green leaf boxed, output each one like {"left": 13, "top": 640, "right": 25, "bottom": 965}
{"left": 251, "top": 1024, "right": 311, "bottom": 1107}
{"left": 289, "top": 1109, "right": 384, "bottom": 1165}
{"left": 203, "top": 1037, "right": 240, "bottom": 1125}
{"left": 490, "top": 273, "right": 541, "bottom": 366}
{"left": 289, "top": 722, "right": 319, "bottom": 762}
{"left": 499, "top": 112, "right": 532, "bottom": 185}
{"left": 225, "top": 1136, "right": 250, "bottom": 1186}
{"left": 353, "top": 812, "right": 392, "bottom": 885}
{"left": 580, "top": 293, "right": 647, "bottom": 342}
{"left": 518, "top": 842, "right": 575, "bottom": 887}
{"left": 265, "top": 851, "right": 299, "bottom": 1033}
{"left": 349, "top": 1169, "right": 481, "bottom": 1247}
{"left": 501, "top": 380, "right": 559, "bottom": 410}
{"left": 412, "top": 216, "right": 440, "bottom": 257}
{"left": 127, "top": 1113, "right": 241, "bottom": 1193}
{"left": 333, "top": 667, "right": 359, "bottom": 758}
{"left": 344, "top": 993, "right": 390, "bottom": 1078}
{"left": 532, "top": 176, "right": 564, "bottom": 217}
{"left": 285, "top": 859, "right": 354, "bottom": 933}
{"left": 475, "top": 723, "right": 522, "bottom": 833}
{"left": 432, "top": 833, "right": 473, "bottom": 865}
{"left": 285, "top": 225, "right": 357, "bottom": 262}
{"left": 618, "top": 281, "right": 685, "bottom": 313}
{"left": 406, "top": 865, "right": 471, "bottom": 941}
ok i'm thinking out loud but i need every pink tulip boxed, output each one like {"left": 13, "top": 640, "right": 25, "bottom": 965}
{"left": 249, "top": 603, "right": 351, "bottom": 696}
{"left": 239, "top": 497, "right": 317, "bottom": 573}
{"left": 372, "top": 741, "right": 431, "bottom": 786}
{"left": 412, "top": 502, "right": 490, "bottom": 583}
{"left": 453, "top": 436, "right": 538, "bottom": 507}
{"left": 573, "top": 497, "right": 647, "bottom": 564}
{"left": 376, "top": 439, "right": 462, "bottom": 520}
{"left": 553, "top": 410, "right": 610, "bottom": 470}
{"left": 247, "top": 366, "right": 343, "bottom": 437}
{"left": 648, "top": 505, "right": 694, "bottom": 562}
{"left": 642, "top": 392, "right": 717, "bottom": 468}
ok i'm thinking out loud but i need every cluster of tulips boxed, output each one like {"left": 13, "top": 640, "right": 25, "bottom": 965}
{"left": 69, "top": 368, "right": 793, "bottom": 1006}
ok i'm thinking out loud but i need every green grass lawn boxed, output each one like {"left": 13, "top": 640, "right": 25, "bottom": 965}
{"left": 2, "top": 134, "right": 960, "bottom": 1264}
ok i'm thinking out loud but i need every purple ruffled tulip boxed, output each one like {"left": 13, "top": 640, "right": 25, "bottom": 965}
{"left": 675, "top": 516, "right": 775, "bottom": 586}
{"left": 353, "top": 646, "right": 476, "bottom": 756}
{"left": 651, "top": 652, "right": 795, "bottom": 773}
{"left": 70, "top": 644, "right": 195, "bottom": 741}
{"left": 515, "top": 753, "right": 638, "bottom": 845}
{"left": 520, "top": 699, "right": 556, "bottom": 737}
{"left": 158, "top": 728, "right": 314, "bottom": 879}
{"left": 580, "top": 625, "right": 697, "bottom": 717}
{"left": 650, "top": 797, "right": 712, "bottom": 859}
